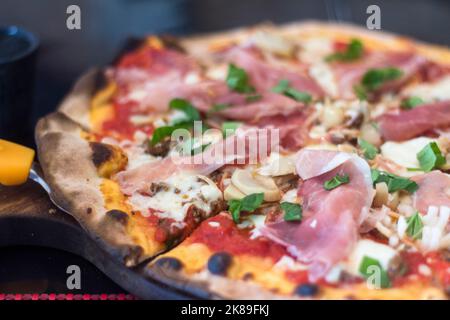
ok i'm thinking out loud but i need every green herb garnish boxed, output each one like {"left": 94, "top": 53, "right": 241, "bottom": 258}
{"left": 358, "top": 138, "right": 378, "bottom": 160}
{"left": 272, "top": 79, "right": 312, "bottom": 103}
{"left": 370, "top": 169, "right": 419, "bottom": 194}
{"left": 226, "top": 64, "right": 255, "bottom": 94}
{"left": 245, "top": 93, "right": 262, "bottom": 102}
{"left": 169, "top": 98, "right": 200, "bottom": 122}
{"left": 359, "top": 256, "right": 391, "bottom": 289}
{"left": 222, "top": 121, "right": 242, "bottom": 137}
{"left": 228, "top": 193, "right": 264, "bottom": 223}
{"left": 150, "top": 98, "right": 201, "bottom": 145}
{"left": 324, "top": 173, "right": 350, "bottom": 190}
{"left": 406, "top": 212, "right": 423, "bottom": 240}
{"left": 401, "top": 96, "right": 424, "bottom": 110}
{"left": 209, "top": 103, "right": 230, "bottom": 114}
{"left": 417, "top": 142, "right": 446, "bottom": 172}
{"left": 354, "top": 67, "right": 403, "bottom": 100}
{"left": 280, "top": 202, "right": 303, "bottom": 222}
{"left": 326, "top": 39, "right": 364, "bottom": 62}
{"left": 151, "top": 121, "right": 192, "bottom": 146}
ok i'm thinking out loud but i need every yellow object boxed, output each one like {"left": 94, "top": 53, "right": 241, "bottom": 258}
{"left": 0, "top": 139, "right": 35, "bottom": 186}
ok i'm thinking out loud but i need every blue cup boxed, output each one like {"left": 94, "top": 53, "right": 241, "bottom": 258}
{"left": 0, "top": 26, "right": 39, "bottom": 145}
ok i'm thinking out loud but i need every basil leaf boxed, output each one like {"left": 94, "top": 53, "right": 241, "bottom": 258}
{"left": 354, "top": 84, "right": 368, "bottom": 100}
{"left": 222, "top": 121, "right": 242, "bottom": 137}
{"left": 151, "top": 121, "right": 192, "bottom": 146}
{"left": 226, "top": 64, "right": 255, "bottom": 93}
{"left": 358, "top": 138, "right": 378, "bottom": 160}
{"left": 272, "top": 79, "right": 290, "bottom": 93}
{"left": 281, "top": 202, "right": 303, "bottom": 222}
{"left": 245, "top": 93, "right": 262, "bottom": 102}
{"left": 371, "top": 169, "right": 419, "bottom": 194}
{"left": 272, "top": 79, "right": 312, "bottom": 103}
{"left": 326, "top": 39, "right": 364, "bottom": 62}
{"left": 241, "top": 193, "right": 264, "bottom": 211}
{"left": 359, "top": 256, "right": 391, "bottom": 289}
{"left": 169, "top": 98, "right": 200, "bottom": 123}
{"left": 176, "top": 137, "right": 211, "bottom": 156}
{"left": 228, "top": 199, "right": 242, "bottom": 223}
{"left": 209, "top": 103, "right": 230, "bottom": 113}
{"left": 227, "top": 193, "right": 264, "bottom": 223}
{"left": 361, "top": 67, "right": 404, "bottom": 91}
{"left": 401, "top": 96, "right": 424, "bottom": 110}
{"left": 417, "top": 142, "right": 446, "bottom": 172}
{"left": 406, "top": 212, "right": 423, "bottom": 240}
{"left": 324, "top": 173, "right": 350, "bottom": 190}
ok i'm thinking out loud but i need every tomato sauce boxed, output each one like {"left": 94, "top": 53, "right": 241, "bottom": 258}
{"left": 100, "top": 100, "right": 154, "bottom": 141}
{"left": 189, "top": 214, "right": 286, "bottom": 262}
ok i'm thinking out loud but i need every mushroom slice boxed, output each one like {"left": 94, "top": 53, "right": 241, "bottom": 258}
{"left": 257, "top": 152, "right": 296, "bottom": 177}
{"left": 224, "top": 184, "right": 246, "bottom": 201}
{"left": 373, "top": 182, "right": 389, "bottom": 208}
{"left": 231, "top": 169, "right": 281, "bottom": 202}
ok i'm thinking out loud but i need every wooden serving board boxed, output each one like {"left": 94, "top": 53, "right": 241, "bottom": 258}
{"left": 0, "top": 180, "right": 200, "bottom": 300}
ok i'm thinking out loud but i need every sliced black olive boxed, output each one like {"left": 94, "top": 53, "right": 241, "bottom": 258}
{"left": 207, "top": 252, "right": 232, "bottom": 276}
{"left": 154, "top": 257, "right": 183, "bottom": 271}
{"left": 294, "top": 283, "right": 319, "bottom": 297}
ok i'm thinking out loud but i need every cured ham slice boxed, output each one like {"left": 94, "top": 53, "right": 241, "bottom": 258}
{"left": 412, "top": 171, "right": 450, "bottom": 214}
{"left": 252, "top": 112, "right": 312, "bottom": 150}
{"left": 227, "top": 46, "right": 324, "bottom": 97}
{"left": 217, "top": 93, "right": 306, "bottom": 121}
{"left": 331, "top": 51, "right": 427, "bottom": 99}
{"left": 115, "top": 46, "right": 199, "bottom": 85}
{"left": 116, "top": 128, "right": 278, "bottom": 195}
{"left": 378, "top": 100, "right": 450, "bottom": 141}
{"left": 261, "top": 150, "right": 374, "bottom": 281}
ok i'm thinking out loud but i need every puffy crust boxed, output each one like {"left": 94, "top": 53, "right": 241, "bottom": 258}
{"left": 35, "top": 90, "right": 147, "bottom": 267}
{"left": 57, "top": 69, "right": 106, "bottom": 129}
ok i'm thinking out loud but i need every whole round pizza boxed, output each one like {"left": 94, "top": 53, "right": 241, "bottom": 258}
{"left": 35, "top": 22, "right": 450, "bottom": 299}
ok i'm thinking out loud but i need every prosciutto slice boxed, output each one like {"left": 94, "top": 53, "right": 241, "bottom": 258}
{"left": 227, "top": 46, "right": 324, "bottom": 97}
{"left": 331, "top": 51, "right": 427, "bottom": 99}
{"left": 114, "top": 46, "right": 199, "bottom": 85}
{"left": 261, "top": 150, "right": 374, "bottom": 281}
{"left": 412, "top": 171, "right": 450, "bottom": 214}
{"left": 252, "top": 112, "right": 312, "bottom": 150}
{"left": 378, "top": 100, "right": 450, "bottom": 141}
{"left": 116, "top": 128, "right": 279, "bottom": 195}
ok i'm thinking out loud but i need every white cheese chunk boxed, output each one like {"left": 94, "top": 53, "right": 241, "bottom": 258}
{"left": 381, "top": 137, "right": 435, "bottom": 169}
{"left": 346, "top": 239, "right": 399, "bottom": 276}
{"left": 257, "top": 152, "right": 296, "bottom": 176}
{"left": 248, "top": 214, "right": 267, "bottom": 239}
{"left": 281, "top": 189, "right": 299, "bottom": 204}
{"left": 403, "top": 75, "right": 450, "bottom": 102}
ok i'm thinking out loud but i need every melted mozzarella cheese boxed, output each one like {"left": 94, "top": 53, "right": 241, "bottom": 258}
{"left": 381, "top": 137, "right": 435, "bottom": 169}
{"left": 128, "top": 173, "right": 222, "bottom": 222}
{"left": 403, "top": 75, "right": 450, "bottom": 102}
{"left": 309, "top": 62, "right": 338, "bottom": 97}
{"left": 298, "top": 37, "right": 334, "bottom": 64}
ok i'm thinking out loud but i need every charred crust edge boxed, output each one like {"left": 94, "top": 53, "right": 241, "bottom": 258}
{"left": 90, "top": 142, "right": 114, "bottom": 168}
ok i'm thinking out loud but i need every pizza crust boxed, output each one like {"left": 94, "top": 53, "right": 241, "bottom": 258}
{"left": 35, "top": 87, "right": 148, "bottom": 267}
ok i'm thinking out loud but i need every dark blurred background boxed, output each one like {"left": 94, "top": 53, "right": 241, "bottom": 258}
{"left": 0, "top": 0, "right": 449, "bottom": 147}
{"left": 0, "top": 0, "right": 449, "bottom": 297}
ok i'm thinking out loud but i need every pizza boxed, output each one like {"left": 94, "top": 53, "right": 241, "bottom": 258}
{"left": 35, "top": 22, "right": 450, "bottom": 299}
